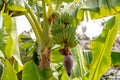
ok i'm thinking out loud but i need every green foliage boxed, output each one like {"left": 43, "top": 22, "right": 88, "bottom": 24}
{"left": 82, "top": 0, "right": 120, "bottom": 19}
{"left": 20, "top": 42, "right": 35, "bottom": 50}
{"left": 27, "top": 0, "right": 42, "bottom": 18}
{"left": 22, "top": 61, "right": 52, "bottom": 80}
{"left": 8, "top": 0, "right": 23, "bottom": 5}
{"left": 52, "top": 0, "right": 73, "bottom": 3}
{"left": 111, "top": 51, "right": 120, "bottom": 66}
{"left": 18, "top": 31, "right": 34, "bottom": 43}
{"left": 8, "top": 4, "right": 27, "bottom": 12}
{"left": 88, "top": 15, "right": 120, "bottom": 80}
{"left": 72, "top": 78, "right": 81, "bottom": 80}
{"left": 0, "top": 6, "right": 23, "bottom": 80}
{"left": 0, "top": 1, "right": 3, "bottom": 10}
{"left": 61, "top": 71, "right": 69, "bottom": 80}
{"left": 83, "top": 51, "right": 92, "bottom": 70}
{"left": 5, "top": 36, "right": 14, "bottom": 59}
{"left": 1, "top": 60, "right": 17, "bottom": 80}
{"left": 22, "top": 61, "right": 42, "bottom": 80}
{"left": 0, "top": 28, "right": 8, "bottom": 53}
{"left": 18, "top": 31, "right": 37, "bottom": 64}
{"left": 2, "top": 13, "right": 12, "bottom": 34}
{"left": 63, "top": 0, "right": 120, "bottom": 21}
{"left": 70, "top": 44, "right": 86, "bottom": 79}
{"left": 51, "top": 46, "right": 64, "bottom": 63}
{"left": 0, "top": 13, "right": 22, "bottom": 64}
{"left": 1, "top": 0, "right": 120, "bottom": 80}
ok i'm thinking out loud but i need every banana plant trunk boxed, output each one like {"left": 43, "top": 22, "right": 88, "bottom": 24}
{"left": 40, "top": 47, "right": 51, "bottom": 69}
{"left": 25, "top": 0, "right": 51, "bottom": 70}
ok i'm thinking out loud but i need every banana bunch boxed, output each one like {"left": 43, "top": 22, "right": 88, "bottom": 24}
{"left": 51, "top": 13, "right": 77, "bottom": 76}
{"left": 61, "top": 13, "right": 73, "bottom": 26}
{"left": 51, "top": 13, "right": 77, "bottom": 48}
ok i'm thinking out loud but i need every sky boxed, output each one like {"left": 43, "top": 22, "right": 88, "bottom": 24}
{"left": 16, "top": 16, "right": 31, "bottom": 35}
{"left": 16, "top": 15, "right": 36, "bottom": 39}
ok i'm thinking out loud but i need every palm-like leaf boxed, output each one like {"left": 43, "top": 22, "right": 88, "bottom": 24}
{"left": 63, "top": 0, "right": 120, "bottom": 20}
{"left": 88, "top": 14, "right": 120, "bottom": 80}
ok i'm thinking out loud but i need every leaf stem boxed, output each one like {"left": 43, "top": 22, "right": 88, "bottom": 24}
{"left": 41, "top": 0, "right": 50, "bottom": 44}
{"left": 25, "top": 13, "right": 41, "bottom": 45}
{"left": 35, "top": 2, "right": 40, "bottom": 22}
{"left": 25, "top": 2, "right": 43, "bottom": 38}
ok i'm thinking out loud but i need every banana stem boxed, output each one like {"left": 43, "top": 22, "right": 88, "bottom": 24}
{"left": 25, "top": 13, "right": 42, "bottom": 60}
{"left": 25, "top": 2, "right": 43, "bottom": 38}
{"left": 35, "top": 2, "right": 40, "bottom": 22}
{"left": 41, "top": 0, "right": 50, "bottom": 45}
{"left": 24, "top": 13, "right": 41, "bottom": 44}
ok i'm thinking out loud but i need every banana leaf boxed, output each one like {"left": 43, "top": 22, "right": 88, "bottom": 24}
{"left": 87, "top": 14, "right": 120, "bottom": 80}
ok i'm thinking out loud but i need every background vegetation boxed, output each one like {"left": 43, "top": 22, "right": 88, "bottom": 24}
{"left": 0, "top": 0, "right": 120, "bottom": 80}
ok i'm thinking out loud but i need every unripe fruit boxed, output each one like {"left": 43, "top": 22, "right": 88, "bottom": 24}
{"left": 64, "top": 55, "right": 73, "bottom": 76}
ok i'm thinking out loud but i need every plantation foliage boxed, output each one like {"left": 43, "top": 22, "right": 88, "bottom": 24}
{"left": 0, "top": 0, "right": 120, "bottom": 80}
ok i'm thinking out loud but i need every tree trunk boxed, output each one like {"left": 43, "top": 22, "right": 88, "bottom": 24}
{"left": 40, "top": 47, "right": 51, "bottom": 69}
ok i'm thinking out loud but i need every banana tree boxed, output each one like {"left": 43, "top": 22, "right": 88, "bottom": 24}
{"left": 0, "top": 0, "right": 78, "bottom": 80}
{"left": 1, "top": 0, "right": 120, "bottom": 80}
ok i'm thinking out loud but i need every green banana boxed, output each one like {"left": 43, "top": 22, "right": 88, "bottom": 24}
{"left": 51, "top": 12, "right": 77, "bottom": 48}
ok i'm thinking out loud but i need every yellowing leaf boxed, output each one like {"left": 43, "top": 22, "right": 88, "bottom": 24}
{"left": 61, "top": 72, "right": 69, "bottom": 80}
{"left": 74, "top": 0, "right": 78, "bottom": 3}
{"left": 8, "top": 4, "right": 27, "bottom": 12}
{"left": 2, "top": 13, "right": 12, "bottom": 34}
{"left": 45, "top": 0, "right": 52, "bottom": 4}
{"left": 1, "top": 60, "right": 17, "bottom": 80}
{"left": 77, "top": 10, "right": 84, "bottom": 21}
{"left": 72, "top": 78, "right": 81, "bottom": 80}
{"left": 14, "top": 61, "right": 23, "bottom": 72}
{"left": 17, "top": 64, "right": 23, "bottom": 72}
{"left": 5, "top": 36, "right": 14, "bottom": 59}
